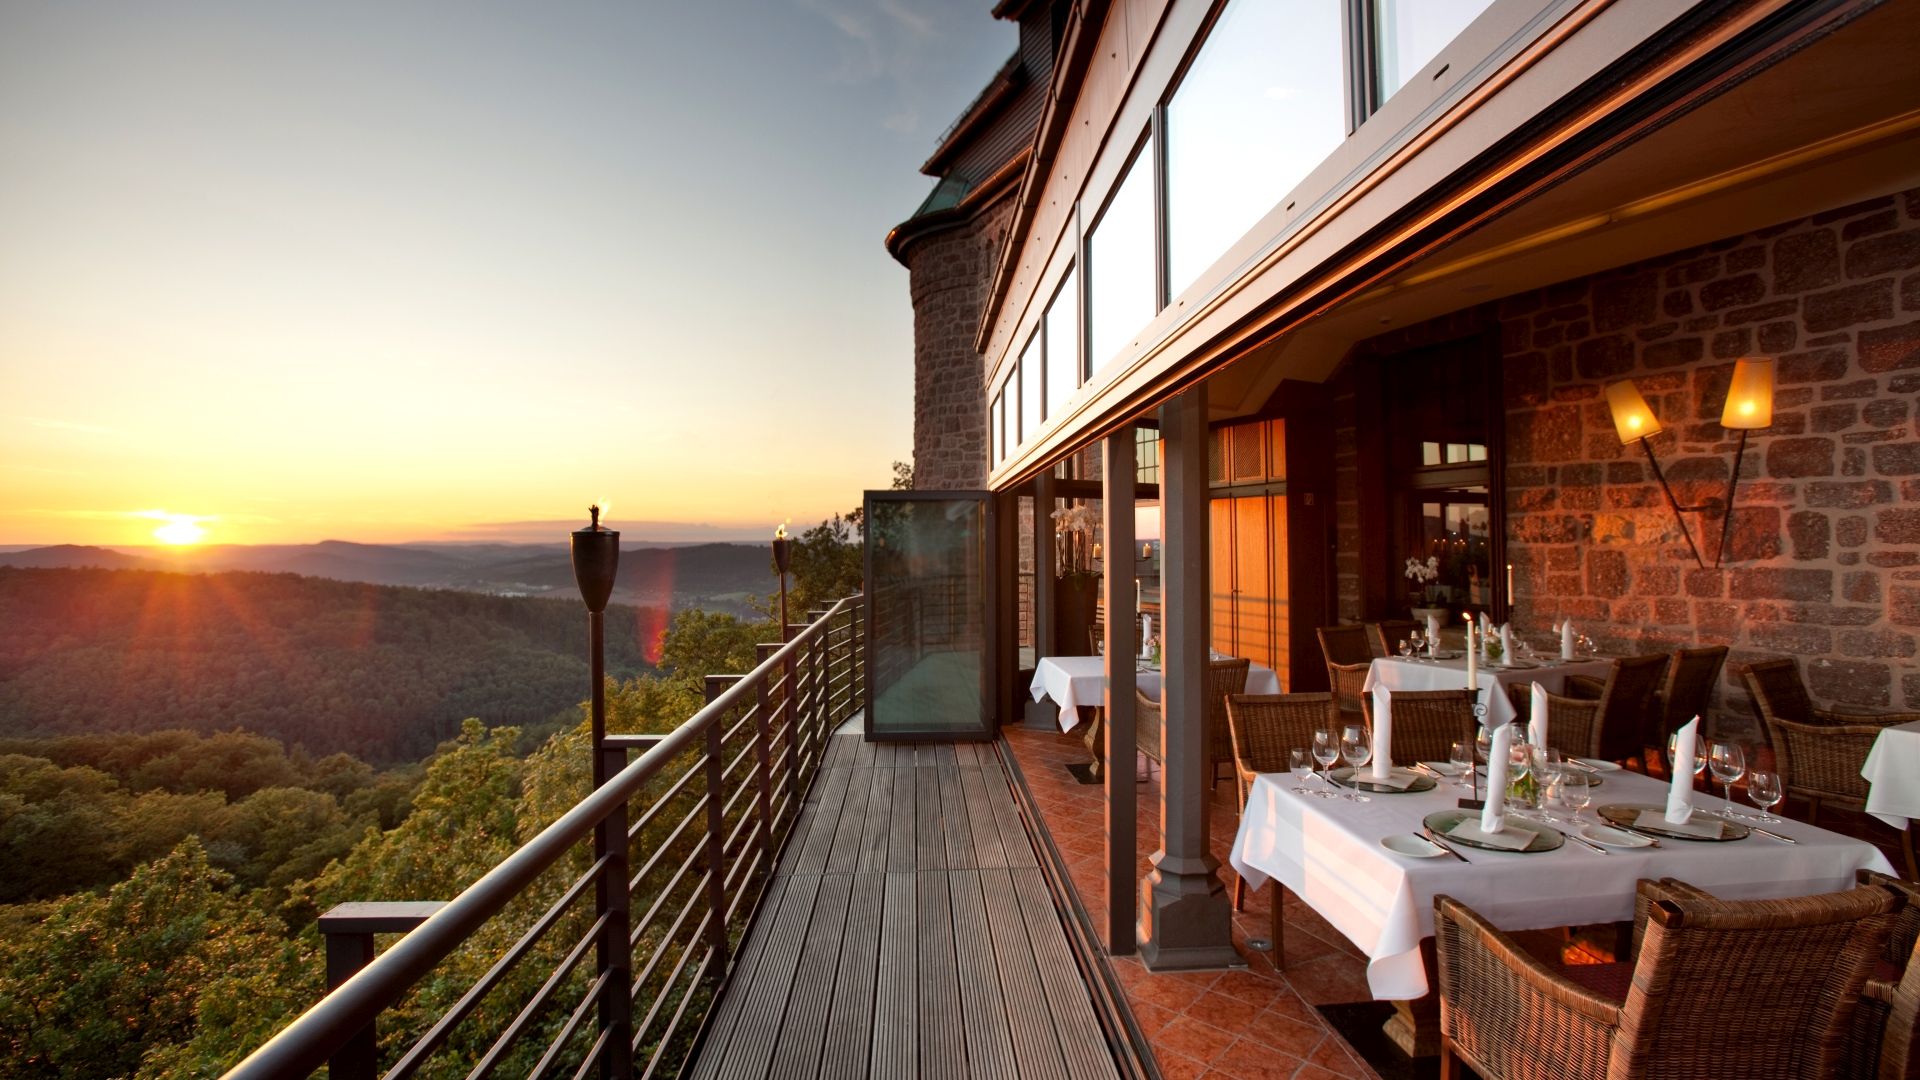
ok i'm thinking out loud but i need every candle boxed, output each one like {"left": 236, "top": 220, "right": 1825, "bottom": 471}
{"left": 1466, "top": 622, "right": 1478, "bottom": 690}
{"left": 1506, "top": 562, "right": 1514, "bottom": 601}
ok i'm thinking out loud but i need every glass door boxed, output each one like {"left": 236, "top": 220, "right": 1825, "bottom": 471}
{"left": 863, "top": 490, "right": 996, "bottom": 741}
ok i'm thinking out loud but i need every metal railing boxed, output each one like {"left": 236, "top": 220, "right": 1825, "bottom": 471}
{"left": 226, "top": 595, "right": 866, "bottom": 1080}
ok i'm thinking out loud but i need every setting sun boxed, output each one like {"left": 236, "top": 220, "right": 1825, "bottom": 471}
{"left": 153, "top": 515, "right": 208, "bottom": 546}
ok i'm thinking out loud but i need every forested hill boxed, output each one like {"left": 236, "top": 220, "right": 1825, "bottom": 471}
{"left": 0, "top": 567, "right": 658, "bottom": 762}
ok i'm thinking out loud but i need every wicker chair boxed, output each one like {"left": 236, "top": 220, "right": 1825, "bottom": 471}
{"left": 1532, "top": 653, "right": 1669, "bottom": 764}
{"left": 1361, "top": 689, "right": 1474, "bottom": 766}
{"left": 1368, "top": 620, "right": 1420, "bottom": 659}
{"left": 1222, "top": 692, "right": 1337, "bottom": 923}
{"left": 1131, "top": 657, "right": 1250, "bottom": 789}
{"left": 1745, "top": 658, "right": 1920, "bottom": 877}
{"left": 1648, "top": 645, "right": 1729, "bottom": 773}
{"left": 1844, "top": 870, "right": 1920, "bottom": 1080}
{"left": 1317, "top": 624, "right": 1372, "bottom": 723}
{"left": 1436, "top": 877, "right": 1906, "bottom": 1080}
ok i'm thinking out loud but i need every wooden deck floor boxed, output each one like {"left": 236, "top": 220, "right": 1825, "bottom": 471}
{"left": 688, "top": 733, "right": 1122, "bottom": 1080}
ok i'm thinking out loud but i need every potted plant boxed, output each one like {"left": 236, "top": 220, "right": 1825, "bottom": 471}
{"left": 1405, "top": 555, "right": 1447, "bottom": 624}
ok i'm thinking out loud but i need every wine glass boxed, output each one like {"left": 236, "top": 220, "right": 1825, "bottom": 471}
{"left": 1708, "top": 741, "right": 1746, "bottom": 817}
{"left": 1747, "top": 769, "right": 1783, "bottom": 822}
{"left": 1338, "top": 725, "right": 1373, "bottom": 802}
{"left": 1556, "top": 765, "right": 1593, "bottom": 824}
{"left": 1289, "top": 749, "right": 1315, "bottom": 795}
{"left": 1397, "top": 637, "right": 1411, "bottom": 659}
{"left": 1508, "top": 741, "right": 1535, "bottom": 818}
{"left": 1449, "top": 740, "right": 1475, "bottom": 788}
{"left": 1475, "top": 725, "right": 1492, "bottom": 768}
{"left": 1408, "top": 629, "right": 1424, "bottom": 660}
{"left": 1668, "top": 732, "right": 1710, "bottom": 786}
{"left": 1311, "top": 729, "right": 1340, "bottom": 798}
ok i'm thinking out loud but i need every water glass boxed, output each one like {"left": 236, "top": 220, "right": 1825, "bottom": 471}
{"left": 1397, "top": 638, "right": 1411, "bottom": 659}
{"left": 1558, "top": 767, "right": 1594, "bottom": 820}
{"left": 1311, "top": 730, "right": 1340, "bottom": 798}
{"left": 1708, "top": 741, "right": 1746, "bottom": 817}
{"left": 1338, "top": 726, "right": 1373, "bottom": 803}
{"left": 1747, "top": 769, "right": 1784, "bottom": 822}
{"left": 1289, "top": 749, "right": 1314, "bottom": 794}
{"left": 1448, "top": 740, "right": 1475, "bottom": 788}
{"left": 1668, "top": 732, "right": 1710, "bottom": 783}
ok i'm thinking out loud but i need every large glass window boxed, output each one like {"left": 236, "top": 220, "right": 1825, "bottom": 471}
{"left": 1086, "top": 134, "right": 1157, "bottom": 374}
{"left": 1019, "top": 332, "right": 1041, "bottom": 443}
{"left": 991, "top": 389, "right": 1005, "bottom": 465}
{"left": 1374, "top": 0, "right": 1495, "bottom": 102}
{"left": 1044, "top": 264, "right": 1079, "bottom": 413}
{"left": 1165, "top": 0, "right": 1345, "bottom": 298}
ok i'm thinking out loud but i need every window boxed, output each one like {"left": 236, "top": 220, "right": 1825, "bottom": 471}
{"left": 1420, "top": 441, "right": 1487, "bottom": 465}
{"left": 991, "top": 390, "right": 1005, "bottom": 465}
{"left": 1165, "top": 0, "right": 1345, "bottom": 297}
{"left": 1373, "top": 0, "right": 1495, "bottom": 102}
{"left": 1019, "top": 331, "right": 1042, "bottom": 444}
{"left": 1086, "top": 134, "right": 1158, "bottom": 373}
{"left": 1044, "top": 264, "right": 1079, "bottom": 414}
{"left": 1135, "top": 427, "right": 1160, "bottom": 485}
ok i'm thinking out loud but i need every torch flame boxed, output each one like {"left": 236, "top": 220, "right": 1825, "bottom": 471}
{"left": 775, "top": 520, "right": 789, "bottom": 540}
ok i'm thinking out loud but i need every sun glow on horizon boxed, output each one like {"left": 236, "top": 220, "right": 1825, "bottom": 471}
{"left": 153, "top": 514, "right": 209, "bottom": 546}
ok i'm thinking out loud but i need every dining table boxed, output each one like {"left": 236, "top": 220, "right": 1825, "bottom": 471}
{"left": 1862, "top": 718, "right": 1920, "bottom": 830}
{"left": 1363, "top": 653, "right": 1613, "bottom": 727}
{"left": 1228, "top": 761, "right": 1895, "bottom": 1052}
{"left": 1030, "top": 653, "right": 1282, "bottom": 781}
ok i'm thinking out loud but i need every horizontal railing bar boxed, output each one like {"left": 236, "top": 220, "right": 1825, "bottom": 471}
{"left": 628, "top": 841, "right": 704, "bottom": 938}
{"left": 721, "top": 707, "right": 757, "bottom": 747}
{"left": 720, "top": 742, "right": 756, "bottom": 785}
{"left": 626, "top": 756, "right": 704, "bottom": 843}
{"left": 384, "top": 853, "right": 609, "bottom": 1079}
{"left": 720, "top": 776, "right": 755, "bottom": 823}
{"left": 628, "top": 881, "right": 707, "bottom": 995}
{"left": 524, "top": 968, "right": 611, "bottom": 1080}
{"left": 464, "top": 912, "right": 606, "bottom": 1080}
{"left": 567, "top": 1026, "right": 612, "bottom": 1080}
{"left": 221, "top": 598, "right": 867, "bottom": 1080}
{"left": 635, "top": 940, "right": 714, "bottom": 1073}
{"left": 627, "top": 793, "right": 706, "bottom": 891}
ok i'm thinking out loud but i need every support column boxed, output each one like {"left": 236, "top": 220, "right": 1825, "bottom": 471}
{"left": 1139, "top": 389, "right": 1237, "bottom": 970}
{"left": 1101, "top": 428, "right": 1138, "bottom": 956}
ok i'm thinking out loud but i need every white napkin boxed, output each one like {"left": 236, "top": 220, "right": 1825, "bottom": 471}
{"left": 1426, "top": 614, "right": 1441, "bottom": 653}
{"left": 1666, "top": 716, "right": 1699, "bottom": 825}
{"left": 1500, "top": 624, "right": 1513, "bottom": 664}
{"left": 1529, "top": 681, "right": 1550, "bottom": 753}
{"left": 1560, "top": 620, "right": 1575, "bottom": 661}
{"left": 1140, "top": 615, "right": 1152, "bottom": 658}
{"left": 1370, "top": 689, "right": 1392, "bottom": 780}
{"left": 1483, "top": 723, "right": 1513, "bottom": 833}
{"left": 1479, "top": 612, "right": 1493, "bottom": 649}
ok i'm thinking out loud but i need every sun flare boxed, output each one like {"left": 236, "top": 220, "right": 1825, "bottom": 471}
{"left": 154, "top": 515, "right": 208, "bottom": 546}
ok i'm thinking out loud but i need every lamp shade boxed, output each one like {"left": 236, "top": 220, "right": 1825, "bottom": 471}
{"left": 1721, "top": 358, "right": 1774, "bottom": 430}
{"left": 1606, "top": 380, "right": 1663, "bottom": 444}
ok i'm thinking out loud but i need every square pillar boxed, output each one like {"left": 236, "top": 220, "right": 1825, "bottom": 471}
{"left": 1139, "top": 388, "right": 1236, "bottom": 970}
{"left": 1101, "top": 427, "right": 1137, "bottom": 956}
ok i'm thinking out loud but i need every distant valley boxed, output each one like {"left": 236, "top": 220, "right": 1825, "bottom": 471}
{"left": 0, "top": 539, "right": 774, "bottom": 617}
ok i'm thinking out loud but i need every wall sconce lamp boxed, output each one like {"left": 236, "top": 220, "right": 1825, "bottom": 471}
{"left": 1606, "top": 380, "right": 1707, "bottom": 568}
{"left": 1715, "top": 358, "right": 1774, "bottom": 568}
{"left": 1605, "top": 358, "right": 1775, "bottom": 570}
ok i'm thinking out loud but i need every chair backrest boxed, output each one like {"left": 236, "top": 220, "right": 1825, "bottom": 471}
{"left": 1744, "top": 657, "right": 1815, "bottom": 725}
{"left": 1318, "top": 624, "right": 1373, "bottom": 667}
{"left": 1373, "top": 689, "right": 1475, "bottom": 766}
{"left": 1206, "top": 658, "right": 1252, "bottom": 771}
{"left": 1846, "top": 871, "right": 1920, "bottom": 1080}
{"left": 1594, "top": 653, "right": 1670, "bottom": 760}
{"left": 1766, "top": 715, "right": 1882, "bottom": 807}
{"left": 1660, "top": 645, "right": 1729, "bottom": 732}
{"left": 1224, "top": 693, "right": 1334, "bottom": 778}
{"left": 1368, "top": 620, "right": 1419, "bottom": 659}
{"left": 1615, "top": 878, "right": 1904, "bottom": 1079}
{"left": 1134, "top": 687, "right": 1163, "bottom": 764}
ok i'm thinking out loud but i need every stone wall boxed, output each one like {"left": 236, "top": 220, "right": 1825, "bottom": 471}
{"left": 1503, "top": 188, "right": 1920, "bottom": 713}
{"left": 902, "top": 192, "right": 1016, "bottom": 492}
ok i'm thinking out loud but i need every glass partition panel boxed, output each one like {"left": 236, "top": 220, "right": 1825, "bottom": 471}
{"left": 1020, "top": 331, "right": 1042, "bottom": 442}
{"left": 864, "top": 492, "right": 992, "bottom": 738}
{"left": 1166, "top": 0, "right": 1345, "bottom": 298}
{"left": 991, "top": 389, "right": 1005, "bottom": 465}
{"left": 1045, "top": 264, "right": 1079, "bottom": 413}
{"left": 1086, "top": 134, "right": 1158, "bottom": 374}
{"left": 1374, "top": 0, "right": 1495, "bottom": 101}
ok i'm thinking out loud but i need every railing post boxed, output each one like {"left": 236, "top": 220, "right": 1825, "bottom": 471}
{"left": 316, "top": 902, "right": 445, "bottom": 1080}
{"left": 701, "top": 678, "right": 732, "bottom": 975}
{"left": 596, "top": 741, "right": 633, "bottom": 1080}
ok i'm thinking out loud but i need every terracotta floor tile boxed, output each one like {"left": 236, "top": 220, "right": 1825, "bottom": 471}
{"left": 1209, "top": 1038, "right": 1306, "bottom": 1080}
{"left": 1126, "top": 973, "right": 1207, "bottom": 1013}
{"left": 1239, "top": 1011, "right": 1327, "bottom": 1058}
{"left": 1184, "top": 989, "right": 1265, "bottom": 1032}
{"left": 1129, "top": 999, "right": 1180, "bottom": 1038}
{"left": 1154, "top": 1049, "right": 1214, "bottom": 1080}
{"left": 1154, "top": 1015, "right": 1238, "bottom": 1064}
{"left": 1212, "top": 969, "right": 1287, "bottom": 1008}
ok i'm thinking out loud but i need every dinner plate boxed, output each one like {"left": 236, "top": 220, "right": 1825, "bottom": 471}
{"left": 1328, "top": 766, "right": 1437, "bottom": 794}
{"left": 1497, "top": 660, "right": 1539, "bottom": 670}
{"left": 1581, "top": 824, "right": 1652, "bottom": 849}
{"left": 1381, "top": 833, "right": 1450, "bottom": 858}
{"left": 1597, "top": 803, "right": 1751, "bottom": 841}
{"left": 1571, "top": 757, "right": 1622, "bottom": 773}
{"left": 1422, "top": 809, "right": 1565, "bottom": 853}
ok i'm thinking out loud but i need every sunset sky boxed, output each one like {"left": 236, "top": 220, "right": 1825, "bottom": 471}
{"left": 0, "top": 2, "right": 1012, "bottom": 547}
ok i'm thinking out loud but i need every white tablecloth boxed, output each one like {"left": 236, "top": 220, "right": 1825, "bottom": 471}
{"left": 1862, "top": 720, "right": 1920, "bottom": 829}
{"left": 1030, "top": 654, "right": 1281, "bottom": 732}
{"left": 1363, "top": 655, "right": 1614, "bottom": 728}
{"left": 1228, "top": 768, "right": 1895, "bottom": 1000}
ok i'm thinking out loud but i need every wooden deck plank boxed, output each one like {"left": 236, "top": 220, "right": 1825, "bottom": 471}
{"left": 1011, "top": 866, "right": 1119, "bottom": 1080}
{"left": 938, "top": 766, "right": 974, "bottom": 871}
{"left": 825, "top": 766, "right": 872, "bottom": 873}
{"left": 952, "top": 741, "right": 979, "bottom": 766}
{"left": 959, "top": 766, "right": 1009, "bottom": 869}
{"left": 948, "top": 869, "right": 1018, "bottom": 1079}
{"left": 980, "top": 869, "right": 1072, "bottom": 1080}
{"left": 790, "top": 765, "right": 853, "bottom": 875}
{"left": 914, "top": 766, "right": 944, "bottom": 871}
{"left": 767, "top": 872, "right": 854, "bottom": 1080}
{"left": 856, "top": 763, "right": 894, "bottom": 873}
{"left": 932, "top": 743, "right": 959, "bottom": 767}
{"left": 872, "top": 740, "right": 896, "bottom": 767}
{"left": 917, "top": 870, "right": 965, "bottom": 1080}
{"left": 887, "top": 764, "right": 918, "bottom": 872}
{"left": 818, "top": 871, "right": 883, "bottom": 1080}
{"left": 982, "top": 762, "right": 1038, "bottom": 868}
{"left": 852, "top": 737, "right": 876, "bottom": 766}
{"left": 873, "top": 871, "right": 918, "bottom": 1078}
{"left": 712, "top": 872, "right": 822, "bottom": 1080}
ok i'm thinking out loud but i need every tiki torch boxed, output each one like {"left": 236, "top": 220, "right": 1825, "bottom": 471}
{"left": 572, "top": 505, "right": 620, "bottom": 787}
{"left": 772, "top": 522, "right": 793, "bottom": 642}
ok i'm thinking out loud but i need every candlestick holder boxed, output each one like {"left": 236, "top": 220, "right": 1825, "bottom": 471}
{"left": 1458, "top": 692, "right": 1489, "bottom": 811}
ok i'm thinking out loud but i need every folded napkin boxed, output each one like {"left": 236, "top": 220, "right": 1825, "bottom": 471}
{"left": 1360, "top": 769, "right": 1421, "bottom": 791}
{"left": 1500, "top": 624, "right": 1513, "bottom": 664}
{"left": 1561, "top": 620, "right": 1576, "bottom": 661}
{"left": 1426, "top": 614, "right": 1442, "bottom": 655}
{"left": 1140, "top": 615, "right": 1153, "bottom": 659}
{"left": 1636, "top": 807, "right": 1723, "bottom": 838}
{"left": 1421, "top": 760, "right": 1468, "bottom": 777}
{"left": 1666, "top": 716, "right": 1700, "bottom": 825}
{"left": 1528, "top": 681, "right": 1550, "bottom": 754}
{"left": 1483, "top": 723, "right": 1513, "bottom": 833}
{"left": 1448, "top": 817, "right": 1538, "bottom": 851}
{"left": 1370, "top": 688, "right": 1392, "bottom": 780}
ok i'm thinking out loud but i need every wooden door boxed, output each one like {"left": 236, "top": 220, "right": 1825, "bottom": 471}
{"left": 1210, "top": 498, "right": 1235, "bottom": 655}
{"left": 1233, "top": 496, "right": 1273, "bottom": 670}
{"left": 1268, "top": 493, "right": 1291, "bottom": 690}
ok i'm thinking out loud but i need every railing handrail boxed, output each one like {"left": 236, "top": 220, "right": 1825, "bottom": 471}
{"left": 224, "top": 594, "right": 864, "bottom": 1080}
